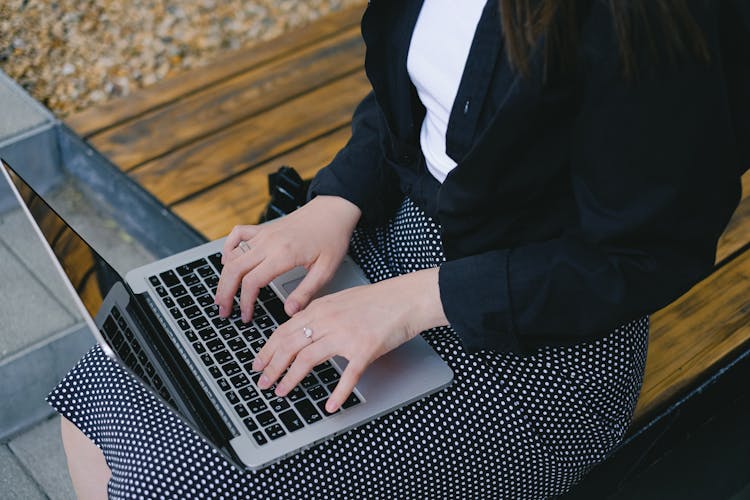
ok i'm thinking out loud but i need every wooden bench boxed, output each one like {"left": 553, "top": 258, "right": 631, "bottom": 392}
{"left": 66, "top": 1, "right": 750, "bottom": 446}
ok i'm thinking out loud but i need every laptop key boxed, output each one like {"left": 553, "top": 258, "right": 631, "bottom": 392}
{"left": 184, "top": 306, "right": 202, "bottom": 319}
{"left": 278, "top": 410, "right": 304, "bottom": 433}
{"left": 258, "top": 287, "right": 274, "bottom": 302}
{"left": 190, "top": 284, "right": 208, "bottom": 297}
{"left": 301, "top": 374, "right": 318, "bottom": 389}
{"left": 243, "top": 417, "right": 258, "bottom": 432}
{"left": 215, "top": 350, "right": 232, "bottom": 365}
{"left": 263, "top": 297, "right": 290, "bottom": 324}
{"left": 221, "top": 362, "right": 241, "bottom": 377}
{"left": 159, "top": 270, "right": 180, "bottom": 287}
{"left": 162, "top": 296, "right": 175, "bottom": 308}
{"left": 217, "top": 378, "right": 230, "bottom": 392}
{"left": 197, "top": 294, "right": 213, "bottom": 307}
{"left": 177, "top": 295, "right": 195, "bottom": 308}
{"left": 342, "top": 393, "right": 361, "bottom": 409}
{"left": 250, "top": 339, "right": 266, "bottom": 353}
{"left": 287, "top": 387, "right": 306, "bottom": 402}
{"left": 257, "top": 411, "right": 276, "bottom": 427}
{"left": 234, "top": 404, "right": 249, "bottom": 418}
{"left": 255, "top": 315, "right": 274, "bottom": 330}
{"left": 197, "top": 266, "right": 213, "bottom": 278}
{"left": 313, "top": 361, "right": 332, "bottom": 373}
{"left": 191, "top": 317, "right": 209, "bottom": 330}
{"left": 317, "top": 368, "right": 340, "bottom": 385}
{"left": 177, "top": 318, "right": 190, "bottom": 331}
{"left": 205, "top": 275, "right": 219, "bottom": 288}
{"left": 206, "top": 338, "right": 223, "bottom": 352}
{"left": 236, "top": 349, "right": 252, "bottom": 364}
{"left": 111, "top": 332, "right": 124, "bottom": 350}
{"left": 208, "top": 252, "right": 223, "bottom": 273}
{"left": 197, "top": 327, "right": 216, "bottom": 341}
{"left": 239, "top": 387, "right": 258, "bottom": 401}
{"left": 226, "top": 391, "right": 239, "bottom": 404}
{"left": 175, "top": 264, "right": 194, "bottom": 276}
{"left": 247, "top": 398, "right": 267, "bottom": 414}
{"left": 200, "top": 354, "right": 214, "bottom": 366}
{"left": 265, "top": 424, "right": 286, "bottom": 440}
{"left": 294, "top": 400, "right": 322, "bottom": 424}
{"left": 155, "top": 286, "right": 168, "bottom": 297}
{"left": 183, "top": 273, "right": 200, "bottom": 287}
{"left": 209, "top": 366, "right": 222, "bottom": 379}
{"left": 192, "top": 341, "right": 206, "bottom": 354}
{"left": 269, "top": 398, "right": 290, "bottom": 413}
{"left": 252, "top": 430, "right": 268, "bottom": 446}
{"left": 220, "top": 327, "right": 238, "bottom": 340}
{"left": 307, "top": 385, "right": 328, "bottom": 401}
{"left": 205, "top": 305, "right": 219, "bottom": 318}
{"left": 123, "top": 327, "right": 134, "bottom": 341}
{"left": 227, "top": 337, "right": 245, "bottom": 352}
{"left": 184, "top": 330, "right": 198, "bottom": 342}
{"left": 103, "top": 317, "right": 118, "bottom": 336}
{"left": 230, "top": 373, "right": 250, "bottom": 388}
{"left": 149, "top": 276, "right": 160, "bottom": 286}
{"left": 169, "top": 307, "right": 182, "bottom": 319}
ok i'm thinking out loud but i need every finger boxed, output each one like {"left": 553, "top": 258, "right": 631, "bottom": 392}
{"left": 238, "top": 258, "right": 293, "bottom": 322}
{"left": 285, "top": 257, "right": 336, "bottom": 316}
{"left": 253, "top": 311, "right": 305, "bottom": 371}
{"left": 222, "top": 225, "right": 261, "bottom": 264}
{"left": 215, "top": 250, "right": 265, "bottom": 315}
{"left": 256, "top": 326, "right": 319, "bottom": 391}
{"left": 276, "top": 338, "right": 337, "bottom": 397}
{"left": 327, "top": 360, "right": 365, "bottom": 413}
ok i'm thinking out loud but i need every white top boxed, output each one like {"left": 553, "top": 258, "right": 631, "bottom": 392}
{"left": 407, "top": 0, "right": 487, "bottom": 183}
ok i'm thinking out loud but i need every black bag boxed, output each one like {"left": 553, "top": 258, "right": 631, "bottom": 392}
{"left": 258, "top": 166, "right": 311, "bottom": 223}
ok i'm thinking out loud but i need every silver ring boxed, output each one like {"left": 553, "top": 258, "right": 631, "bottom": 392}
{"left": 238, "top": 240, "right": 251, "bottom": 254}
{"left": 302, "top": 326, "right": 313, "bottom": 341}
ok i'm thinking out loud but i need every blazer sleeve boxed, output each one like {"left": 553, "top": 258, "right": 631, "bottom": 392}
{"left": 439, "top": 13, "right": 744, "bottom": 354}
{"left": 308, "top": 90, "right": 400, "bottom": 226}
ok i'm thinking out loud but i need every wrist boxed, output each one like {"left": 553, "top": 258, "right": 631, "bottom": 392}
{"left": 309, "top": 195, "right": 362, "bottom": 231}
{"left": 395, "top": 267, "right": 449, "bottom": 337}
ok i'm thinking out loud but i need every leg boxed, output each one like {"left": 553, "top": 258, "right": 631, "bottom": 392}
{"left": 61, "top": 416, "right": 111, "bottom": 500}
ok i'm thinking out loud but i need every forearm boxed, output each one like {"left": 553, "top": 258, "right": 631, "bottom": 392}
{"left": 385, "top": 267, "right": 449, "bottom": 338}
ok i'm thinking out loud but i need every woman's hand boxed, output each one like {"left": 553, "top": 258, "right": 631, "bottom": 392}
{"left": 252, "top": 267, "right": 449, "bottom": 413}
{"left": 215, "top": 196, "right": 361, "bottom": 321}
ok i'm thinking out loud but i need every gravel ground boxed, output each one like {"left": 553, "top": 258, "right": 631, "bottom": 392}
{"left": 0, "top": 0, "right": 365, "bottom": 117}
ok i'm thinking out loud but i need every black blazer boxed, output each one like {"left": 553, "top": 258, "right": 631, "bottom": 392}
{"left": 310, "top": 0, "right": 749, "bottom": 354}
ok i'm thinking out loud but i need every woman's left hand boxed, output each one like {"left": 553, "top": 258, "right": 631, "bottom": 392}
{"left": 252, "top": 267, "right": 448, "bottom": 413}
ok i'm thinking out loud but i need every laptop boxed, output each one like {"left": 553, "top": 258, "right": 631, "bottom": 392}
{"left": 1, "top": 159, "right": 453, "bottom": 470}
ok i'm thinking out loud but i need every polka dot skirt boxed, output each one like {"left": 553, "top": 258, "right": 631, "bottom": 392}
{"left": 48, "top": 197, "right": 649, "bottom": 499}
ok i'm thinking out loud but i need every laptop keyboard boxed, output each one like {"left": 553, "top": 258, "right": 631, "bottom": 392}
{"left": 149, "top": 252, "right": 361, "bottom": 446}
{"left": 101, "top": 306, "right": 175, "bottom": 406}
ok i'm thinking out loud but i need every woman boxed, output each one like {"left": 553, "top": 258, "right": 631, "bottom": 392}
{"left": 54, "top": 0, "right": 747, "bottom": 498}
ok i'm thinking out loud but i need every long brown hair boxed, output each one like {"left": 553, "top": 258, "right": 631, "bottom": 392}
{"left": 499, "top": 0, "right": 710, "bottom": 79}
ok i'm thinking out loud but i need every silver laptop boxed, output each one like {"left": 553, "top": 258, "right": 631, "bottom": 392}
{"left": 1, "top": 159, "right": 453, "bottom": 470}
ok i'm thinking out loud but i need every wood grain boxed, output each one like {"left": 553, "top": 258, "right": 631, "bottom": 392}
{"left": 130, "top": 71, "right": 370, "bottom": 206}
{"left": 632, "top": 246, "right": 750, "bottom": 423}
{"left": 64, "top": 5, "right": 365, "bottom": 137}
{"left": 89, "top": 28, "right": 365, "bottom": 171}
{"left": 172, "top": 127, "right": 351, "bottom": 238}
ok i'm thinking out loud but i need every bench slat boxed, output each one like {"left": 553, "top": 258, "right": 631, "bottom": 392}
{"left": 129, "top": 72, "right": 370, "bottom": 206}
{"left": 172, "top": 127, "right": 351, "bottom": 238}
{"left": 633, "top": 245, "right": 750, "bottom": 422}
{"left": 64, "top": 5, "right": 365, "bottom": 137}
{"left": 89, "top": 28, "right": 365, "bottom": 172}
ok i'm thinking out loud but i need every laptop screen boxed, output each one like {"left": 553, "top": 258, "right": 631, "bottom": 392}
{"left": 1, "top": 163, "right": 123, "bottom": 320}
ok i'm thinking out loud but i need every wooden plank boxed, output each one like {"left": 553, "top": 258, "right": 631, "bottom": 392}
{"left": 130, "top": 71, "right": 370, "bottom": 206}
{"left": 64, "top": 5, "right": 366, "bottom": 137}
{"left": 716, "top": 171, "right": 750, "bottom": 264}
{"left": 632, "top": 247, "right": 750, "bottom": 422}
{"left": 172, "top": 127, "right": 351, "bottom": 238}
{"left": 89, "top": 28, "right": 365, "bottom": 171}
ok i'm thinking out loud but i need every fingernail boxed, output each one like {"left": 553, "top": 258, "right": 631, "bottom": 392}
{"left": 258, "top": 375, "right": 270, "bottom": 389}
{"left": 326, "top": 400, "right": 338, "bottom": 413}
{"left": 275, "top": 383, "right": 287, "bottom": 397}
{"left": 252, "top": 358, "right": 264, "bottom": 371}
{"left": 241, "top": 312, "right": 249, "bottom": 323}
{"left": 219, "top": 304, "right": 226, "bottom": 317}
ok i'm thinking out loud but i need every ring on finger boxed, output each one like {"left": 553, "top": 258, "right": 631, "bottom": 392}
{"left": 238, "top": 240, "right": 251, "bottom": 254}
{"left": 302, "top": 326, "right": 314, "bottom": 342}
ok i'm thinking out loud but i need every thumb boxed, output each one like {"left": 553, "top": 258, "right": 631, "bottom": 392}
{"left": 285, "top": 258, "right": 335, "bottom": 315}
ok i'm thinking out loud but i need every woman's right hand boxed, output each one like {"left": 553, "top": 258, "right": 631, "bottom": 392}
{"left": 214, "top": 195, "right": 362, "bottom": 322}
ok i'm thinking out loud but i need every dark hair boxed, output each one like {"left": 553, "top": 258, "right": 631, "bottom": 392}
{"left": 499, "top": 0, "right": 710, "bottom": 79}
